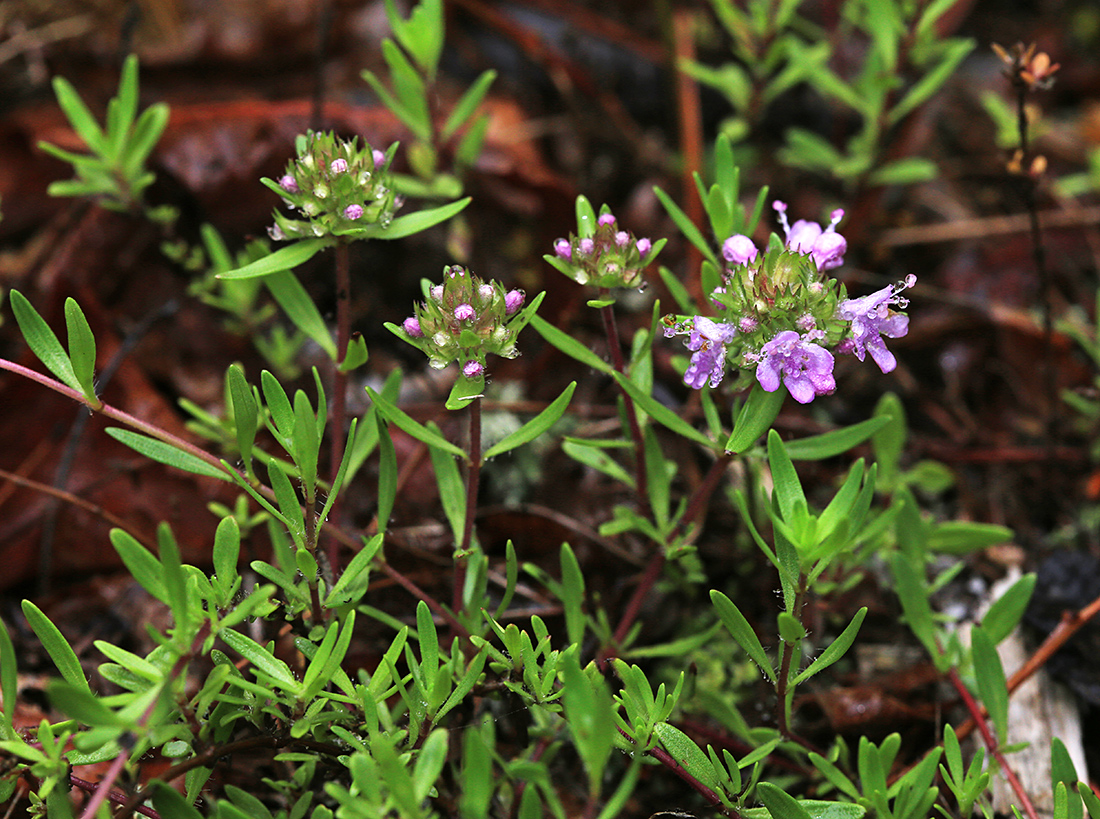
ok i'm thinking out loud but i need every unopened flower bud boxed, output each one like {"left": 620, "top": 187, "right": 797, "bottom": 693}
{"left": 330, "top": 158, "right": 348, "bottom": 174}
{"left": 579, "top": 238, "right": 595, "bottom": 255}
{"left": 431, "top": 285, "right": 444, "bottom": 301}
{"left": 403, "top": 316, "right": 423, "bottom": 337}
{"left": 373, "top": 149, "right": 386, "bottom": 168}
{"left": 615, "top": 231, "right": 629, "bottom": 247}
{"left": 722, "top": 234, "right": 758, "bottom": 265}
{"left": 636, "top": 238, "right": 652, "bottom": 255}
{"left": 279, "top": 175, "right": 299, "bottom": 193}
{"left": 455, "top": 303, "right": 476, "bottom": 321}
{"left": 505, "top": 289, "right": 525, "bottom": 314}
{"left": 464, "top": 360, "right": 485, "bottom": 378}
{"left": 479, "top": 284, "right": 495, "bottom": 300}
{"left": 554, "top": 239, "right": 572, "bottom": 259}
{"left": 598, "top": 213, "right": 616, "bottom": 226}
{"left": 344, "top": 204, "right": 363, "bottom": 220}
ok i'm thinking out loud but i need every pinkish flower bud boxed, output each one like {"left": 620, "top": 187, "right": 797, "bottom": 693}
{"left": 636, "top": 238, "right": 652, "bottom": 255}
{"left": 372, "top": 149, "right": 386, "bottom": 168}
{"left": 598, "top": 213, "right": 616, "bottom": 226}
{"left": 403, "top": 316, "right": 423, "bottom": 337}
{"left": 505, "top": 289, "right": 525, "bottom": 314}
{"left": 455, "top": 303, "right": 476, "bottom": 321}
{"left": 579, "top": 238, "right": 595, "bottom": 255}
{"left": 479, "top": 284, "right": 495, "bottom": 300}
{"left": 722, "top": 234, "right": 758, "bottom": 265}
{"left": 344, "top": 204, "right": 363, "bottom": 220}
{"left": 431, "top": 285, "right": 444, "bottom": 301}
{"left": 615, "top": 231, "right": 629, "bottom": 247}
{"left": 554, "top": 239, "right": 572, "bottom": 259}
{"left": 463, "top": 360, "right": 484, "bottom": 378}
{"left": 330, "top": 158, "right": 349, "bottom": 174}
{"left": 279, "top": 175, "right": 299, "bottom": 193}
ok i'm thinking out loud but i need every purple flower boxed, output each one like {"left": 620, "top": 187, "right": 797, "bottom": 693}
{"left": 505, "top": 289, "right": 525, "bottom": 314}
{"left": 454, "top": 303, "right": 476, "bottom": 321}
{"left": 722, "top": 234, "right": 758, "bottom": 265}
{"left": 598, "top": 213, "right": 616, "bottom": 226}
{"left": 403, "top": 316, "right": 423, "bottom": 337}
{"left": 756, "top": 330, "right": 836, "bottom": 404}
{"left": 279, "top": 175, "right": 299, "bottom": 193}
{"left": 636, "top": 238, "right": 652, "bottom": 255}
{"left": 463, "top": 360, "right": 485, "bottom": 378}
{"left": 836, "top": 275, "right": 915, "bottom": 373}
{"left": 479, "top": 284, "right": 495, "bottom": 300}
{"left": 330, "top": 158, "right": 348, "bottom": 174}
{"left": 579, "top": 238, "right": 595, "bottom": 255}
{"left": 373, "top": 149, "right": 386, "bottom": 168}
{"left": 344, "top": 204, "right": 363, "bottom": 220}
{"left": 668, "top": 317, "right": 737, "bottom": 389}
{"left": 773, "top": 201, "right": 847, "bottom": 271}
{"left": 554, "top": 239, "right": 572, "bottom": 259}
{"left": 615, "top": 231, "right": 630, "bottom": 247}
{"left": 431, "top": 285, "right": 443, "bottom": 302}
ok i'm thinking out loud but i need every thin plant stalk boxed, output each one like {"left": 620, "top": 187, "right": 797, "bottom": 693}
{"left": 454, "top": 395, "right": 482, "bottom": 614}
{"left": 327, "top": 242, "right": 352, "bottom": 575}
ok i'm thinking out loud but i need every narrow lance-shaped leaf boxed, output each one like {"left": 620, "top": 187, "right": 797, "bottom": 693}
{"left": 105, "top": 428, "right": 232, "bottom": 481}
{"left": 21, "top": 601, "right": 89, "bottom": 693}
{"left": 725, "top": 383, "right": 785, "bottom": 454}
{"left": 10, "top": 290, "right": 81, "bottom": 393}
{"left": 217, "top": 238, "right": 331, "bottom": 280}
{"left": 336, "top": 197, "right": 471, "bottom": 240}
{"left": 971, "top": 626, "right": 1009, "bottom": 745}
{"left": 265, "top": 270, "right": 337, "bottom": 358}
{"left": 64, "top": 298, "right": 97, "bottom": 403}
{"left": 485, "top": 382, "right": 576, "bottom": 460}
{"left": 793, "top": 607, "right": 867, "bottom": 685}
{"left": 710, "top": 591, "right": 776, "bottom": 682}
{"left": 612, "top": 371, "right": 713, "bottom": 447}
{"left": 366, "top": 386, "right": 468, "bottom": 460}
{"left": 227, "top": 364, "right": 258, "bottom": 476}
{"left": 530, "top": 314, "right": 614, "bottom": 375}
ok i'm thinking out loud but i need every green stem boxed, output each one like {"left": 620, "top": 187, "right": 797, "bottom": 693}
{"left": 328, "top": 242, "right": 352, "bottom": 575}
{"left": 454, "top": 395, "right": 482, "bottom": 614}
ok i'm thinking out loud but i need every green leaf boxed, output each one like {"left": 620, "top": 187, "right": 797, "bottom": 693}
{"left": 104, "top": 428, "right": 231, "bottom": 481}
{"left": 442, "top": 69, "right": 497, "bottom": 140}
{"left": 971, "top": 626, "right": 1009, "bottom": 744}
{"left": 427, "top": 424, "right": 466, "bottom": 545}
{"left": 530, "top": 314, "right": 614, "bottom": 375}
{"left": 217, "top": 238, "right": 330, "bottom": 280}
{"left": 221, "top": 629, "right": 300, "bottom": 694}
{"left": 51, "top": 75, "right": 106, "bottom": 154}
{"left": 868, "top": 157, "right": 938, "bottom": 186}
{"left": 711, "top": 591, "right": 775, "bottom": 682}
{"left": 653, "top": 722, "right": 720, "bottom": 791}
{"left": 561, "top": 654, "right": 615, "bottom": 796}
{"left": 10, "top": 290, "right": 81, "bottom": 392}
{"left": 560, "top": 544, "right": 586, "bottom": 647}
{"left": 265, "top": 270, "right": 337, "bottom": 358}
{"left": 339, "top": 333, "right": 369, "bottom": 372}
{"left": 21, "top": 600, "right": 89, "bottom": 692}
{"left": 374, "top": 414, "right": 398, "bottom": 536}
{"left": 157, "top": 522, "right": 192, "bottom": 633}
{"left": 0, "top": 617, "right": 18, "bottom": 735}
{"left": 63, "top": 298, "right": 97, "bottom": 401}
{"left": 110, "top": 528, "right": 168, "bottom": 603}
{"left": 653, "top": 186, "right": 718, "bottom": 266}
{"left": 757, "top": 782, "right": 813, "bottom": 819}
{"left": 227, "top": 364, "right": 258, "bottom": 475}
{"left": 561, "top": 439, "right": 634, "bottom": 488}
{"left": 611, "top": 372, "right": 713, "bottom": 447}
{"left": 366, "top": 387, "right": 468, "bottom": 460}
{"left": 337, "top": 197, "right": 471, "bottom": 240}
{"left": 784, "top": 417, "right": 890, "bottom": 460}
{"left": 767, "top": 430, "right": 807, "bottom": 525}
{"left": 725, "top": 383, "right": 785, "bottom": 454}
{"left": 890, "top": 548, "right": 941, "bottom": 666}
{"left": 46, "top": 680, "right": 121, "bottom": 726}
{"left": 151, "top": 781, "right": 205, "bottom": 819}
{"left": 446, "top": 373, "right": 485, "bottom": 410}
{"left": 415, "top": 600, "right": 440, "bottom": 701}
{"left": 982, "top": 573, "right": 1035, "bottom": 644}
{"left": 793, "top": 608, "right": 867, "bottom": 685}
{"left": 927, "top": 521, "right": 1013, "bottom": 554}
{"left": 261, "top": 369, "right": 295, "bottom": 444}
{"left": 484, "top": 382, "right": 575, "bottom": 460}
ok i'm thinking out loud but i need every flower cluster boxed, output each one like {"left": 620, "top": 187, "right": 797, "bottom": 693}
{"left": 547, "top": 208, "right": 662, "bottom": 289}
{"left": 665, "top": 201, "right": 914, "bottom": 403}
{"left": 392, "top": 265, "right": 527, "bottom": 379}
{"left": 265, "top": 131, "right": 396, "bottom": 241}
